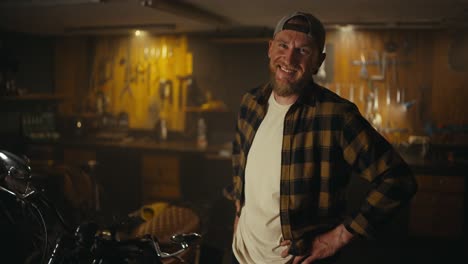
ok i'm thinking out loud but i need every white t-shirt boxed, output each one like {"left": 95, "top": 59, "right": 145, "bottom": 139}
{"left": 232, "top": 93, "right": 293, "bottom": 264}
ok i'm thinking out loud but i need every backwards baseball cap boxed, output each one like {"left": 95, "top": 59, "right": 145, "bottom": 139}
{"left": 273, "top": 11, "right": 326, "bottom": 52}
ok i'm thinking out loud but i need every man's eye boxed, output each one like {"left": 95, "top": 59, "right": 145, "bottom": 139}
{"left": 278, "top": 43, "right": 288, "bottom": 49}
{"left": 299, "top": 48, "right": 311, "bottom": 55}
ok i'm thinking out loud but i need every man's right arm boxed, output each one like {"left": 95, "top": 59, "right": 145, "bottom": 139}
{"left": 223, "top": 97, "right": 245, "bottom": 214}
{"left": 224, "top": 110, "right": 243, "bottom": 234}
{"left": 222, "top": 122, "right": 243, "bottom": 205}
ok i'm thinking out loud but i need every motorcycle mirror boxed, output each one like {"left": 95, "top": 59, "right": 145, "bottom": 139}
{"left": 0, "top": 150, "right": 31, "bottom": 180}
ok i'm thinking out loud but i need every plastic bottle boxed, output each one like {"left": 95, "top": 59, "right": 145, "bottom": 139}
{"left": 160, "top": 119, "right": 167, "bottom": 141}
{"left": 197, "top": 117, "right": 207, "bottom": 149}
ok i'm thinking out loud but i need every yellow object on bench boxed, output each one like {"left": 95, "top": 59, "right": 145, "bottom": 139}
{"left": 139, "top": 202, "right": 169, "bottom": 221}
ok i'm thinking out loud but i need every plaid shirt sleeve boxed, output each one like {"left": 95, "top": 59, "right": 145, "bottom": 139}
{"left": 222, "top": 94, "right": 246, "bottom": 204}
{"left": 222, "top": 122, "right": 242, "bottom": 202}
{"left": 341, "top": 105, "right": 418, "bottom": 238}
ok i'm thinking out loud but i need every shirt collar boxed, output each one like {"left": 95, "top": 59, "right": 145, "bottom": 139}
{"left": 253, "top": 80, "right": 319, "bottom": 107}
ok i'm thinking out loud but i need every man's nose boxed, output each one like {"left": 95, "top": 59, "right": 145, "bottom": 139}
{"left": 283, "top": 48, "right": 298, "bottom": 64}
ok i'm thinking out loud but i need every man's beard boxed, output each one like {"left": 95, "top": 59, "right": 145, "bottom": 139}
{"left": 269, "top": 65, "right": 311, "bottom": 97}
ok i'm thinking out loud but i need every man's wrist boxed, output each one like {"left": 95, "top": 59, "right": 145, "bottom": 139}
{"left": 338, "top": 224, "right": 354, "bottom": 244}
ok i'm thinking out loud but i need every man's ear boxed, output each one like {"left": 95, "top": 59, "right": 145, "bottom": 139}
{"left": 268, "top": 40, "right": 273, "bottom": 58}
{"left": 313, "top": 52, "right": 326, "bottom": 74}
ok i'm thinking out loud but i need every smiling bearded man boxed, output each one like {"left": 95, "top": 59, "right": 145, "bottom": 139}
{"left": 225, "top": 11, "right": 417, "bottom": 264}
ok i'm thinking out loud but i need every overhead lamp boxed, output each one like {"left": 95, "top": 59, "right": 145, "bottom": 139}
{"left": 338, "top": 25, "right": 354, "bottom": 32}
{"left": 140, "top": 0, "right": 231, "bottom": 26}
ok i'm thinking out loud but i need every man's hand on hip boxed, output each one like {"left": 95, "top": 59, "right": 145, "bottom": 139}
{"left": 233, "top": 200, "right": 241, "bottom": 235}
{"left": 280, "top": 224, "right": 354, "bottom": 263}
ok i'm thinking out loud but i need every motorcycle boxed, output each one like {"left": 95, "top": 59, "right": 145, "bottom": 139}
{"left": 0, "top": 150, "right": 201, "bottom": 263}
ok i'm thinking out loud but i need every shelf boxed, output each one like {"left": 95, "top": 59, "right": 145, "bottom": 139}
{"left": 0, "top": 94, "right": 65, "bottom": 102}
{"left": 0, "top": 94, "right": 66, "bottom": 112}
{"left": 184, "top": 106, "right": 229, "bottom": 113}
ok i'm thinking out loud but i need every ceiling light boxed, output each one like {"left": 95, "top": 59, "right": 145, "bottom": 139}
{"left": 339, "top": 25, "right": 354, "bottom": 32}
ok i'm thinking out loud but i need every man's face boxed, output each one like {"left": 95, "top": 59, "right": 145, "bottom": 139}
{"left": 268, "top": 29, "right": 325, "bottom": 97}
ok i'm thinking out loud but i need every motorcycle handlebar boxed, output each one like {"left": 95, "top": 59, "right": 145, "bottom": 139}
{"left": 48, "top": 227, "right": 201, "bottom": 263}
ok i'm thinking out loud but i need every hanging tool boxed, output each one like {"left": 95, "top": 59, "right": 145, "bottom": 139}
{"left": 136, "top": 63, "right": 146, "bottom": 83}
{"left": 148, "top": 58, "right": 160, "bottom": 95}
{"left": 146, "top": 63, "right": 151, "bottom": 94}
{"left": 120, "top": 39, "right": 135, "bottom": 100}
{"left": 391, "top": 55, "right": 416, "bottom": 111}
{"left": 349, "top": 84, "right": 355, "bottom": 102}
{"left": 177, "top": 75, "right": 193, "bottom": 110}
{"left": 97, "top": 57, "right": 114, "bottom": 86}
{"left": 159, "top": 79, "right": 173, "bottom": 118}
{"left": 335, "top": 83, "right": 341, "bottom": 96}
{"left": 359, "top": 52, "right": 368, "bottom": 79}
{"left": 370, "top": 52, "right": 386, "bottom": 81}
{"left": 359, "top": 84, "right": 364, "bottom": 103}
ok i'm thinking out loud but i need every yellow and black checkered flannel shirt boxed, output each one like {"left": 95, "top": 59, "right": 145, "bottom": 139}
{"left": 224, "top": 81, "right": 417, "bottom": 256}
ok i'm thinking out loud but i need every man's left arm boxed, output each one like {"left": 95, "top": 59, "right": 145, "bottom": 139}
{"left": 282, "top": 106, "right": 418, "bottom": 263}
{"left": 339, "top": 106, "right": 418, "bottom": 239}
